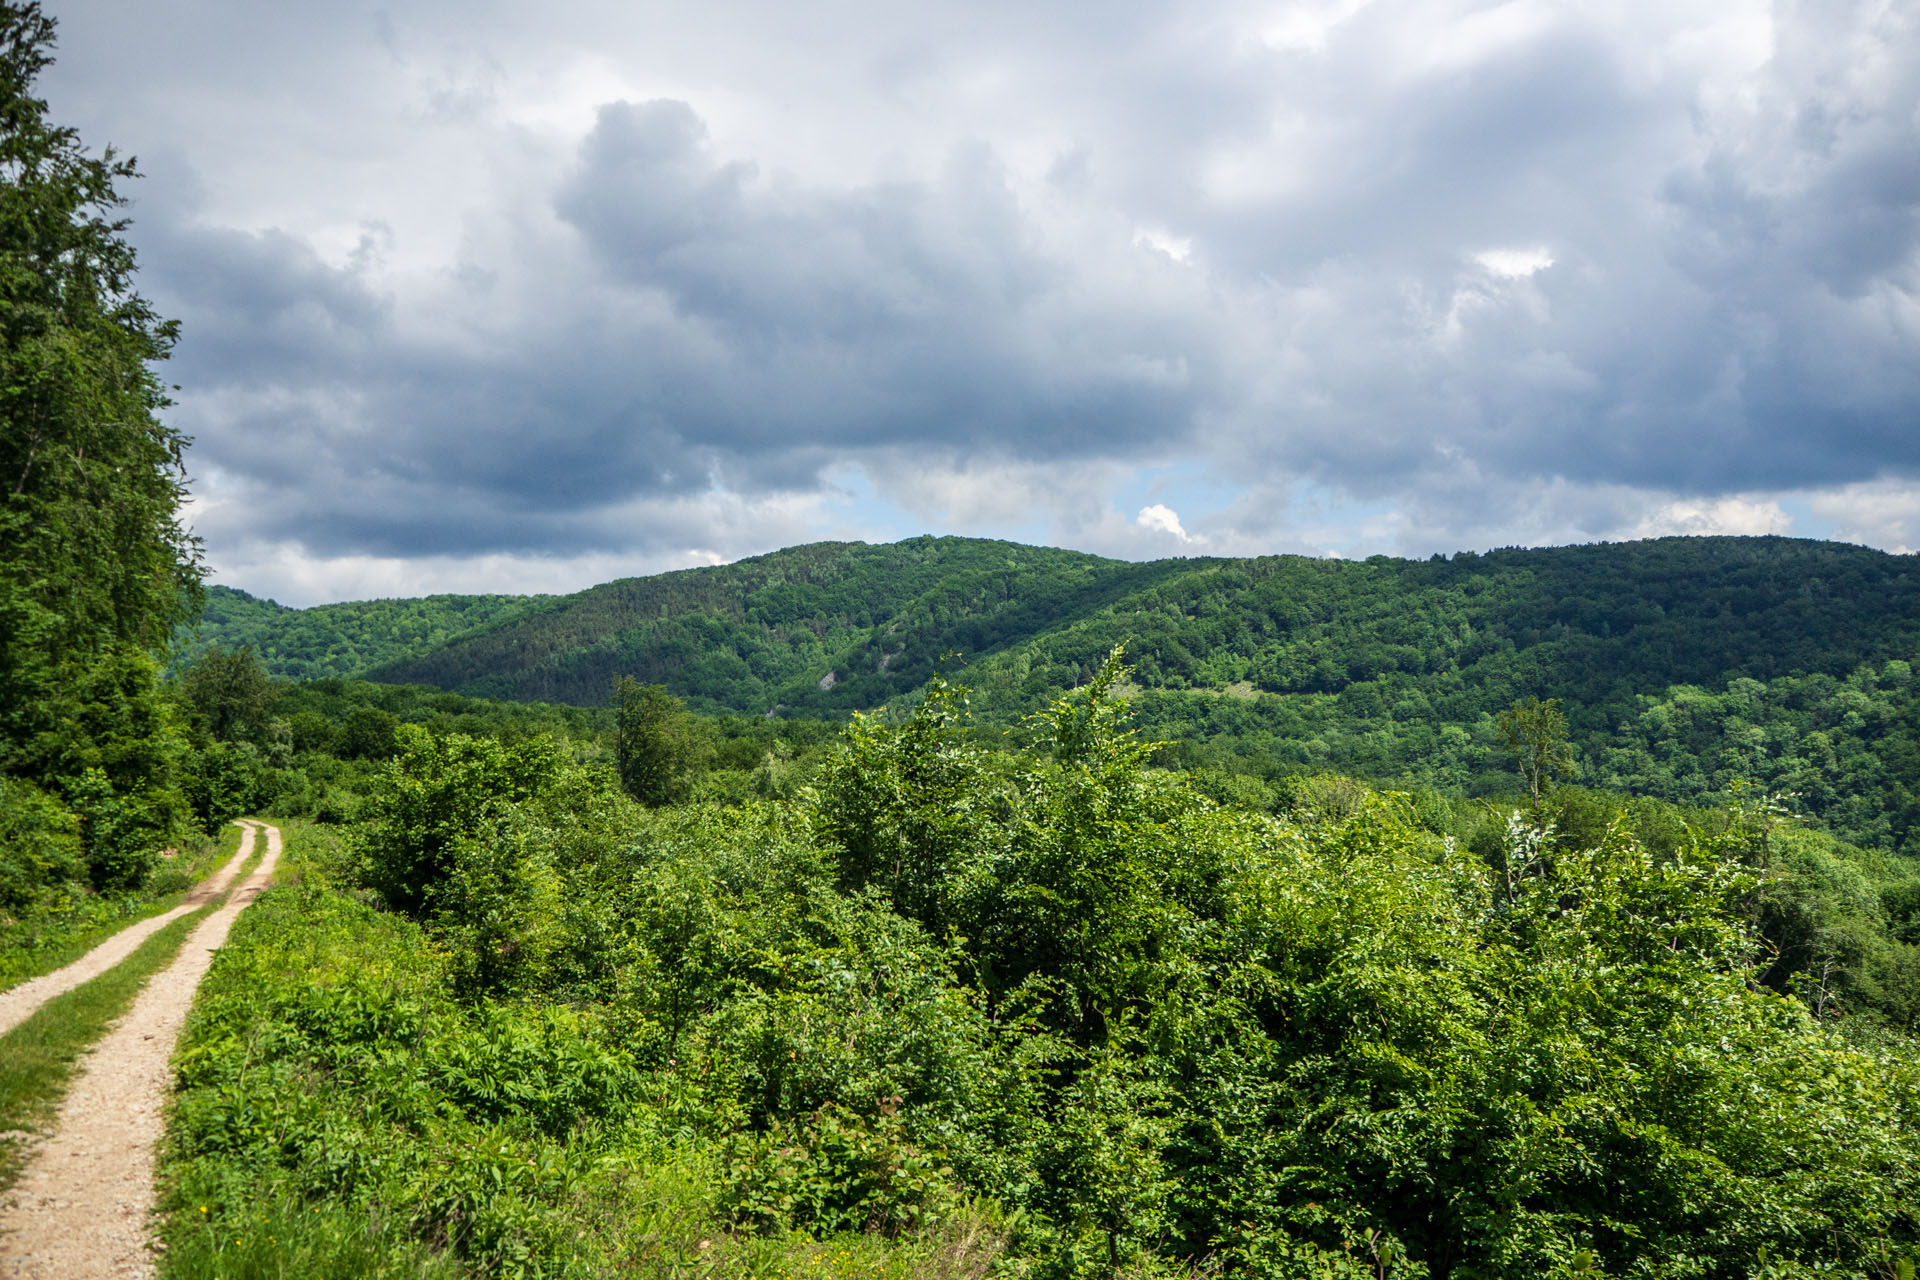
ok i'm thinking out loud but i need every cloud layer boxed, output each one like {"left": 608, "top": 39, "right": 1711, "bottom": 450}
{"left": 43, "top": 0, "right": 1920, "bottom": 602}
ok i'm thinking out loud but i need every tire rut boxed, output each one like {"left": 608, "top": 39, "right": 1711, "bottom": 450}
{"left": 0, "top": 820, "right": 283, "bottom": 1280}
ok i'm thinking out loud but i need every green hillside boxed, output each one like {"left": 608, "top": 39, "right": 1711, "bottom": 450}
{"left": 365, "top": 537, "right": 1193, "bottom": 711}
{"left": 951, "top": 536, "right": 1920, "bottom": 849}
{"left": 200, "top": 533, "right": 1920, "bottom": 849}
{"left": 177, "top": 585, "right": 546, "bottom": 680}
{"left": 343, "top": 536, "right": 1919, "bottom": 725}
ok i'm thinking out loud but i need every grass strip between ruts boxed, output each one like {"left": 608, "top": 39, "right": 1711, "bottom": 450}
{"left": 0, "top": 821, "right": 249, "bottom": 996}
{"left": 0, "top": 826, "right": 265, "bottom": 1194}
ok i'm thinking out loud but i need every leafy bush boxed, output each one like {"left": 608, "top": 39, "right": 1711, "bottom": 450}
{"left": 180, "top": 741, "right": 275, "bottom": 835}
{"left": 0, "top": 776, "right": 81, "bottom": 911}
{"left": 351, "top": 727, "right": 590, "bottom": 914}
{"left": 160, "top": 671, "right": 1920, "bottom": 1279}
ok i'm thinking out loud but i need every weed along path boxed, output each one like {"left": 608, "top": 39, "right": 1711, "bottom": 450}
{"left": 0, "top": 823, "right": 259, "bottom": 1039}
{"left": 0, "top": 820, "right": 283, "bottom": 1280}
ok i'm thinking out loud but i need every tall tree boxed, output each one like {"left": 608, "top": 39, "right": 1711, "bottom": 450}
{"left": 1498, "top": 695, "right": 1575, "bottom": 807}
{"left": 614, "top": 678, "right": 706, "bottom": 806}
{"left": 180, "top": 646, "right": 273, "bottom": 745}
{"left": 0, "top": 3, "right": 200, "bottom": 769}
{"left": 0, "top": 3, "right": 200, "bottom": 882}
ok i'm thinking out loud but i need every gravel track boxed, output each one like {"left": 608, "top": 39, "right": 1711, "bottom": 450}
{"left": 0, "top": 820, "right": 283, "bottom": 1280}
{"left": 0, "top": 824, "right": 259, "bottom": 1040}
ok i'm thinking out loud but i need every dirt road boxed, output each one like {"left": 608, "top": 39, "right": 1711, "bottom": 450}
{"left": 0, "top": 823, "right": 259, "bottom": 1040}
{"left": 0, "top": 820, "right": 283, "bottom": 1280}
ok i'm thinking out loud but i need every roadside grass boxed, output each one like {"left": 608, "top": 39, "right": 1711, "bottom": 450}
{"left": 161, "top": 1193, "right": 463, "bottom": 1280}
{"left": 0, "top": 821, "right": 246, "bottom": 994}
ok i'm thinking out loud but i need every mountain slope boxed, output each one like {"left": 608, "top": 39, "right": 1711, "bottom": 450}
{"left": 177, "top": 586, "right": 546, "bottom": 681}
{"left": 963, "top": 535, "right": 1920, "bottom": 721}
{"left": 365, "top": 537, "right": 1196, "bottom": 712}
{"left": 200, "top": 533, "right": 1920, "bottom": 849}
{"left": 205, "top": 536, "right": 1919, "bottom": 726}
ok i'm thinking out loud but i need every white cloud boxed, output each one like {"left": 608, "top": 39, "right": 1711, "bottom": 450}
{"left": 1808, "top": 478, "right": 1920, "bottom": 555}
{"left": 1625, "top": 496, "right": 1793, "bottom": 539}
{"left": 1132, "top": 227, "right": 1194, "bottom": 263}
{"left": 1136, "top": 503, "right": 1195, "bottom": 542}
{"left": 1474, "top": 246, "right": 1555, "bottom": 279}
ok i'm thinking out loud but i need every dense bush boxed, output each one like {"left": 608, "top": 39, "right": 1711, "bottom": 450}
{"left": 159, "top": 664, "right": 1920, "bottom": 1279}
{"left": 0, "top": 776, "right": 81, "bottom": 911}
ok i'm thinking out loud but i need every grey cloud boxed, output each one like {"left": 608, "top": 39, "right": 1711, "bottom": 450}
{"left": 554, "top": 101, "right": 1200, "bottom": 460}
{"left": 40, "top": 0, "right": 1920, "bottom": 588}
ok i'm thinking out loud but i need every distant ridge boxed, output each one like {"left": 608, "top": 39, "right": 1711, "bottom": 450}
{"left": 197, "top": 534, "right": 1920, "bottom": 849}
{"left": 365, "top": 537, "right": 1190, "bottom": 712}
{"left": 196, "top": 533, "right": 1917, "bottom": 720}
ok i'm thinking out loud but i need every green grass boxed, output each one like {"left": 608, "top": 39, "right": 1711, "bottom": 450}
{"left": 154, "top": 824, "right": 1011, "bottom": 1280}
{"left": 0, "top": 821, "right": 247, "bottom": 994}
{"left": 161, "top": 1192, "right": 465, "bottom": 1280}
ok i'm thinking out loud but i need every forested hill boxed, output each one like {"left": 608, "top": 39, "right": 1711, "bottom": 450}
{"left": 202, "top": 536, "right": 1920, "bottom": 721}
{"left": 365, "top": 538, "right": 1190, "bottom": 710}
{"left": 198, "top": 533, "right": 1920, "bottom": 849}
{"left": 176, "top": 585, "right": 545, "bottom": 680}
{"left": 218, "top": 535, "right": 1918, "bottom": 722}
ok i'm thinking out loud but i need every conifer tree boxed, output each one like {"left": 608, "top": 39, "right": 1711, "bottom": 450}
{"left": 0, "top": 2, "right": 200, "bottom": 879}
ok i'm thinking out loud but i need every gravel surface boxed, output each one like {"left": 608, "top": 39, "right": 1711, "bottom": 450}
{"left": 0, "top": 821, "right": 283, "bottom": 1280}
{"left": 0, "top": 825, "right": 259, "bottom": 1040}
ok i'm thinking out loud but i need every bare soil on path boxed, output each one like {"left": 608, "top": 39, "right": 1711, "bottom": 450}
{"left": 0, "top": 825, "right": 259, "bottom": 1040}
{"left": 0, "top": 820, "right": 283, "bottom": 1280}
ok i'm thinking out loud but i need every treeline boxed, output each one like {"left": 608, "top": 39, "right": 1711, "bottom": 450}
{"left": 363, "top": 537, "right": 1185, "bottom": 710}
{"left": 194, "top": 536, "right": 1920, "bottom": 732}
{"left": 160, "top": 659, "right": 1920, "bottom": 1278}
{"left": 164, "top": 649, "right": 855, "bottom": 832}
{"left": 1111, "top": 655, "right": 1920, "bottom": 857}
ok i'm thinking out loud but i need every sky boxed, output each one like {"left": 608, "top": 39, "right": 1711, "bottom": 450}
{"left": 44, "top": 0, "right": 1920, "bottom": 605}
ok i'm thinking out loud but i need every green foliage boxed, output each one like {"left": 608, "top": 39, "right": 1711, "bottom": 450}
{"left": 0, "top": 1, "right": 198, "bottom": 766}
{"left": 365, "top": 537, "right": 1182, "bottom": 713}
{"left": 0, "top": 3, "right": 202, "bottom": 924}
{"left": 351, "top": 726, "right": 588, "bottom": 915}
{"left": 175, "top": 585, "right": 538, "bottom": 682}
{"left": 160, "top": 672, "right": 1920, "bottom": 1278}
{"left": 614, "top": 678, "right": 707, "bottom": 807}
{"left": 270, "top": 677, "right": 610, "bottom": 753}
{"left": 1032, "top": 1039, "right": 1172, "bottom": 1273}
{"left": 66, "top": 764, "right": 165, "bottom": 889}
{"left": 198, "top": 534, "right": 1920, "bottom": 852}
{"left": 179, "top": 645, "right": 272, "bottom": 744}
{"left": 0, "top": 775, "right": 78, "bottom": 911}
{"left": 158, "top": 830, "right": 1006, "bottom": 1279}
{"left": 179, "top": 740, "right": 273, "bottom": 835}
{"left": 1596, "top": 660, "right": 1920, "bottom": 855}
{"left": 816, "top": 672, "right": 994, "bottom": 929}
{"left": 721, "top": 1104, "right": 962, "bottom": 1237}
{"left": 338, "top": 704, "right": 399, "bottom": 760}
{"left": 434, "top": 813, "right": 569, "bottom": 997}
{"left": 1497, "top": 695, "right": 1574, "bottom": 806}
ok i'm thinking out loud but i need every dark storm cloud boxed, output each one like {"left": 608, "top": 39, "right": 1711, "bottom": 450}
{"left": 130, "top": 109, "right": 1201, "bottom": 562}
{"left": 554, "top": 100, "right": 1199, "bottom": 459}
{"left": 39, "top": 0, "right": 1920, "bottom": 593}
